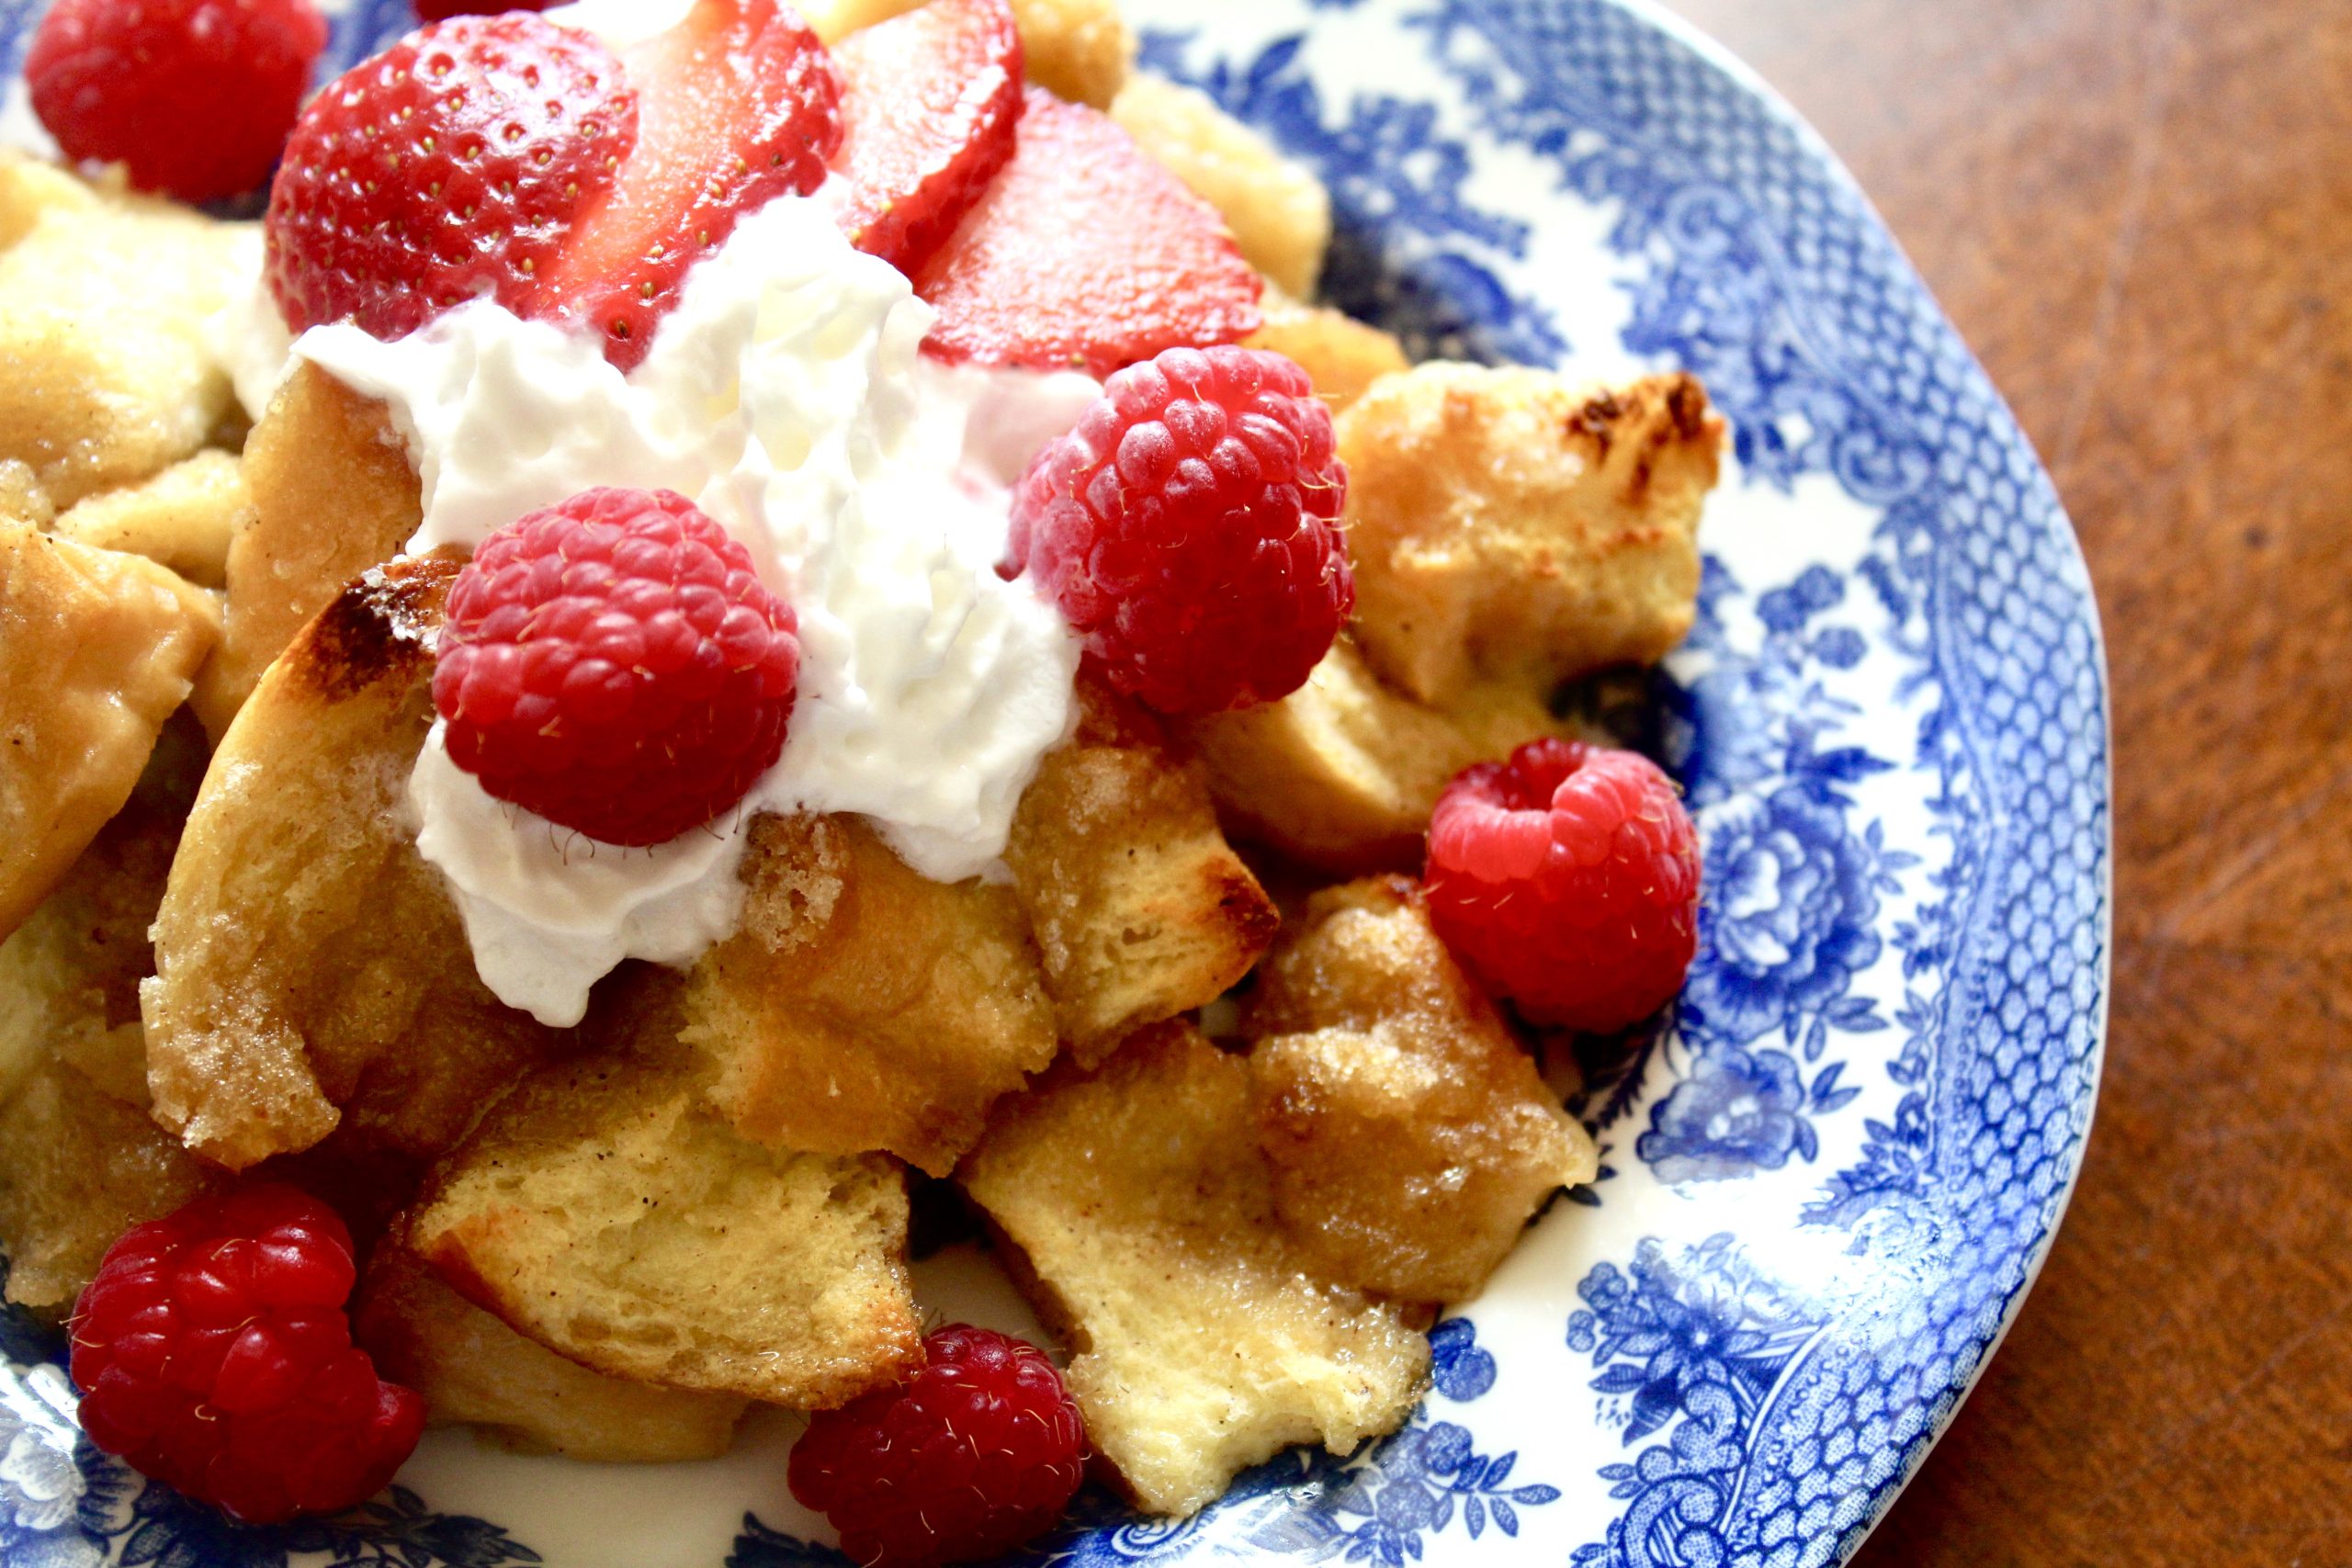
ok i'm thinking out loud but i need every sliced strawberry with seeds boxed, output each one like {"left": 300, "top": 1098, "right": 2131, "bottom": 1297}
{"left": 535, "top": 0, "right": 844, "bottom": 371}
{"left": 911, "top": 89, "right": 1263, "bottom": 378}
{"left": 266, "top": 15, "right": 637, "bottom": 340}
{"left": 829, "top": 0, "right": 1023, "bottom": 276}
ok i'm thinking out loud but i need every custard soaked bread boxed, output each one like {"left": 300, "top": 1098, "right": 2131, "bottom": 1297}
{"left": 407, "top": 1043, "right": 922, "bottom": 1409}
{"left": 0, "top": 155, "right": 252, "bottom": 509}
{"left": 1244, "top": 877, "right": 1596, "bottom": 1303}
{"left": 1110, "top": 76, "right": 1329, "bottom": 299}
{"left": 1336, "top": 366, "right": 1722, "bottom": 705}
{"left": 51, "top": 449, "right": 249, "bottom": 590}
{"left": 356, "top": 1236, "right": 751, "bottom": 1463}
{"left": 1243, "top": 293, "right": 1411, "bottom": 417}
{"left": 682, "top": 812, "right": 1058, "bottom": 1175}
{"left": 1179, "top": 635, "right": 1580, "bottom": 873}
{"left": 960, "top": 1023, "right": 1430, "bottom": 1517}
{"left": 205, "top": 364, "right": 424, "bottom": 734}
{"left": 0, "top": 521, "right": 217, "bottom": 943}
{"left": 1004, "top": 673, "right": 1277, "bottom": 1063}
{"left": 812, "top": 0, "right": 1134, "bottom": 108}
{"left": 143, "top": 556, "right": 563, "bottom": 1169}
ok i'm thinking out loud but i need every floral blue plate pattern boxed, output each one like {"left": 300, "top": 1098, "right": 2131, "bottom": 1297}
{"left": 0, "top": 1, "right": 2109, "bottom": 1564}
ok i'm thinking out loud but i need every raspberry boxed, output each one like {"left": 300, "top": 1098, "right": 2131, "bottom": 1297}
{"left": 266, "top": 15, "right": 637, "bottom": 340}
{"left": 69, "top": 1186, "right": 424, "bottom": 1525}
{"left": 413, "top": 0, "right": 558, "bottom": 17}
{"left": 789, "top": 1325, "right": 1086, "bottom": 1568}
{"left": 27, "top": 0, "right": 329, "bottom": 204}
{"left": 1006, "top": 344, "right": 1350, "bottom": 715}
{"left": 433, "top": 488, "right": 800, "bottom": 847}
{"left": 1425, "top": 739, "right": 1702, "bottom": 1032}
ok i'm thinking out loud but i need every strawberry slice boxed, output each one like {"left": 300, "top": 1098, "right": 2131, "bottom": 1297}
{"left": 911, "top": 90, "right": 1263, "bottom": 379}
{"left": 535, "top": 0, "right": 844, "bottom": 370}
{"left": 829, "top": 0, "right": 1024, "bottom": 276}
{"left": 266, "top": 15, "right": 637, "bottom": 340}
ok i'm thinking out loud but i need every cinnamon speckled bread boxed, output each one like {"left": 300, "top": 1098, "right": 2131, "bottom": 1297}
{"left": 1005, "top": 673, "right": 1276, "bottom": 1065}
{"left": 0, "top": 1057, "right": 225, "bottom": 1319}
{"left": 1244, "top": 877, "right": 1596, "bottom": 1303}
{"left": 203, "top": 363, "right": 423, "bottom": 737}
{"left": 407, "top": 1044, "right": 922, "bottom": 1409}
{"left": 960, "top": 1022, "right": 1429, "bottom": 1517}
{"left": 143, "top": 555, "right": 563, "bottom": 1169}
{"left": 0, "top": 522, "right": 218, "bottom": 944}
{"left": 682, "top": 812, "right": 1057, "bottom": 1175}
{"left": 0, "top": 156, "right": 252, "bottom": 509}
{"left": 1336, "top": 366, "right": 1722, "bottom": 706}
{"left": 1179, "top": 635, "right": 1582, "bottom": 874}
{"left": 356, "top": 1236, "right": 751, "bottom": 1462}
{"left": 51, "top": 449, "right": 250, "bottom": 591}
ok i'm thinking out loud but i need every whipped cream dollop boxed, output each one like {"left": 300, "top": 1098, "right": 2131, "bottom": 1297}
{"left": 283, "top": 192, "right": 1093, "bottom": 1026}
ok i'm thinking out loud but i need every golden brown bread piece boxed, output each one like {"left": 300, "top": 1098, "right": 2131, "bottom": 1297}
{"left": 1336, "top": 366, "right": 1722, "bottom": 705}
{"left": 0, "top": 716, "right": 203, "bottom": 1108}
{"left": 1244, "top": 294, "right": 1411, "bottom": 417}
{"left": 356, "top": 1236, "right": 751, "bottom": 1462}
{"left": 1243, "top": 877, "right": 1596, "bottom": 1303}
{"left": 0, "top": 1058, "right": 225, "bottom": 1319}
{"left": 0, "top": 523, "right": 218, "bottom": 944}
{"left": 1110, "top": 76, "right": 1329, "bottom": 299}
{"left": 1178, "top": 635, "right": 1581, "bottom": 874}
{"left": 1004, "top": 674, "right": 1277, "bottom": 1064}
{"left": 813, "top": 0, "right": 1133, "bottom": 108}
{"left": 681, "top": 812, "right": 1057, "bottom": 1175}
{"left": 143, "top": 555, "right": 563, "bottom": 1170}
{"left": 407, "top": 1044, "right": 922, "bottom": 1409}
{"left": 203, "top": 363, "right": 423, "bottom": 737}
{"left": 51, "top": 449, "right": 251, "bottom": 590}
{"left": 960, "top": 1022, "right": 1429, "bottom": 1517}
{"left": 0, "top": 157, "right": 252, "bottom": 508}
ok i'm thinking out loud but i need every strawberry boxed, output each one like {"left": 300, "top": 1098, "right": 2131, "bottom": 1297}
{"left": 535, "top": 0, "right": 844, "bottom": 371}
{"left": 829, "top": 0, "right": 1023, "bottom": 276}
{"left": 911, "top": 89, "right": 1263, "bottom": 378}
{"left": 266, "top": 15, "right": 637, "bottom": 340}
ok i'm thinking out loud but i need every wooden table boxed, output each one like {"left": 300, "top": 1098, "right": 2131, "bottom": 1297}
{"left": 1652, "top": 0, "right": 2352, "bottom": 1561}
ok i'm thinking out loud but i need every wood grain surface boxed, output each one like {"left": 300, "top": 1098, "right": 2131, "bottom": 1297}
{"left": 1651, "top": 1, "right": 2352, "bottom": 1562}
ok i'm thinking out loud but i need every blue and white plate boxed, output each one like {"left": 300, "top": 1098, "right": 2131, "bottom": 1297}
{"left": 0, "top": 1, "right": 2109, "bottom": 1564}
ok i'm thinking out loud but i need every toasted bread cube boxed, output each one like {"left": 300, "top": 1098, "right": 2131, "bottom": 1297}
{"left": 356, "top": 1237, "right": 750, "bottom": 1461}
{"left": 0, "top": 173, "right": 253, "bottom": 507}
{"left": 0, "top": 460, "right": 52, "bottom": 528}
{"left": 681, "top": 813, "right": 1057, "bottom": 1176}
{"left": 1337, "top": 367, "right": 1722, "bottom": 705}
{"left": 0, "top": 1058, "right": 225, "bottom": 1318}
{"left": 144, "top": 556, "right": 562, "bottom": 1170}
{"left": 205, "top": 363, "right": 423, "bottom": 736}
{"left": 1111, "top": 76, "right": 1329, "bottom": 299}
{"left": 1177, "top": 636, "right": 1577, "bottom": 874}
{"left": 814, "top": 0, "right": 1131, "bottom": 107}
{"left": 1244, "top": 294, "right": 1409, "bottom": 416}
{"left": 0, "top": 524, "right": 218, "bottom": 943}
{"left": 1243, "top": 877, "right": 1595, "bottom": 1303}
{"left": 0, "top": 152, "right": 100, "bottom": 251}
{"left": 52, "top": 449, "right": 250, "bottom": 590}
{"left": 1005, "top": 675, "right": 1277, "bottom": 1064}
{"left": 408, "top": 1046, "right": 922, "bottom": 1409}
{"left": 961, "top": 1023, "right": 1428, "bottom": 1517}
{"left": 0, "top": 716, "right": 202, "bottom": 1108}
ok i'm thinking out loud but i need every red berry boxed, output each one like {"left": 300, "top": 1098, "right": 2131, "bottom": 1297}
{"left": 266, "top": 14, "right": 637, "bottom": 340}
{"left": 413, "top": 0, "right": 558, "bottom": 18}
{"left": 789, "top": 1325, "right": 1085, "bottom": 1568}
{"left": 69, "top": 1185, "right": 424, "bottom": 1525}
{"left": 433, "top": 487, "right": 801, "bottom": 847}
{"left": 912, "top": 89, "right": 1263, "bottom": 378}
{"left": 27, "top": 0, "right": 328, "bottom": 203}
{"left": 1425, "top": 739, "right": 1702, "bottom": 1032}
{"left": 1007, "top": 344, "right": 1350, "bottom": 715}
{"left": 536, "top": 0, "right": 843, "bottom": 370}
{"left": 830, "top": 0, "right": 1023, "bottom": 275}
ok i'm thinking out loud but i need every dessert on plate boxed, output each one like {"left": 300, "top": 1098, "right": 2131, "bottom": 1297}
{"left": 0, "top": 0, "right": 1725, "bottom": 1557}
